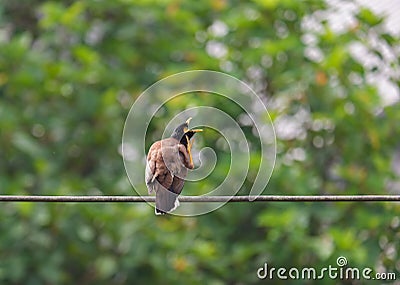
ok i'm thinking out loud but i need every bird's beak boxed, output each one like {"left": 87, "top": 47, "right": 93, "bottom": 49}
{"left": 183, "top": 119, "right": 202, "bottom": 166}
{"left": 185, "top": 117, "right": 203, "bottom": 133}
{"left": 188, "top": 128, "right": 203, "bottom": 133}
{"left": 185, "top": 136, "right": 193, "bottom": 166}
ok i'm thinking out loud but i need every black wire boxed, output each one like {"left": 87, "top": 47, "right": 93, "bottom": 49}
{"left": 0, "top": 195, "right": 399, "bottom": 202}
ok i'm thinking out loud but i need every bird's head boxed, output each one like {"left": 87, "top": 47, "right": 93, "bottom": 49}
{"left": 171, "top": 118, "right": 203, "bottom": 166}
{"left": 171, "top": 117, "right": 203, "bottom": 144}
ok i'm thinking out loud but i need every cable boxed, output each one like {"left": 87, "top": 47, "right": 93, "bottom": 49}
{"left": 0, "top": 195, "right": 399, "bottom": 202}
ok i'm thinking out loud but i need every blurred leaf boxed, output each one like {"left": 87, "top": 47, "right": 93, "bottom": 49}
{"left": 0, "top": 0, "right": 399, "bottom": 284}
{"left": 356, "top": 8, "right": 384, "bottom": 27}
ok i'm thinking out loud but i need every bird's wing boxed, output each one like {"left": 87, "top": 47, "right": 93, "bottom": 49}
{"left": 146, "top": 138, "right": 194, "bottom": 214}
{"left": 168, "top": 150, "right": 189, "bottom": 194}
{"left": 145, "top": 141, "right": 172, "bottom": 194}
{"left": 145, "top": 142, "right": 157, "bottom": 183}
{"left": 146, "top": 140, "right": 176, "bottom": 193}
{"left": 145, "top": 164, "right": 155, "bottom": 194}
{"left": 169, "top": 176, "right": 185, "bottom": 195}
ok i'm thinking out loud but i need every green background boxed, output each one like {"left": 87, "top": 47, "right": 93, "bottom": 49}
{"left": 0, "top": 0, "right": 399, "bottom": 284}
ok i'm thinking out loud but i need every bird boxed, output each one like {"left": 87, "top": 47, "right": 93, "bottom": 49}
{"left": 145, "top": 118, "right": 202, "bottom": 215}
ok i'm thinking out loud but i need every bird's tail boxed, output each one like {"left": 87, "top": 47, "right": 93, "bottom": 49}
{"left": 155, "top": 190, "right": 180, "bottom": 215}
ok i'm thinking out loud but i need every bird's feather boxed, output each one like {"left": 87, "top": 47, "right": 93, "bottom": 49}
{"left": 170, "top": 176, "right": 185, "bottom": 195}
{"left": 154, "top": 184, "right": 180, "bottom": 215}
{"left": 146, "top": 136, "right": 195, "bottom": 214}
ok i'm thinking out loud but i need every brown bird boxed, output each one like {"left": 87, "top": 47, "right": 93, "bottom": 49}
{"left": 145, "top": 118, "right": 202, "bottom": 215}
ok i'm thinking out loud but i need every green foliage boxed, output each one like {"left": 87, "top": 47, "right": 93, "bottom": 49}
{"left": 0, "top": 0, "right": 399, "bottom": 284}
